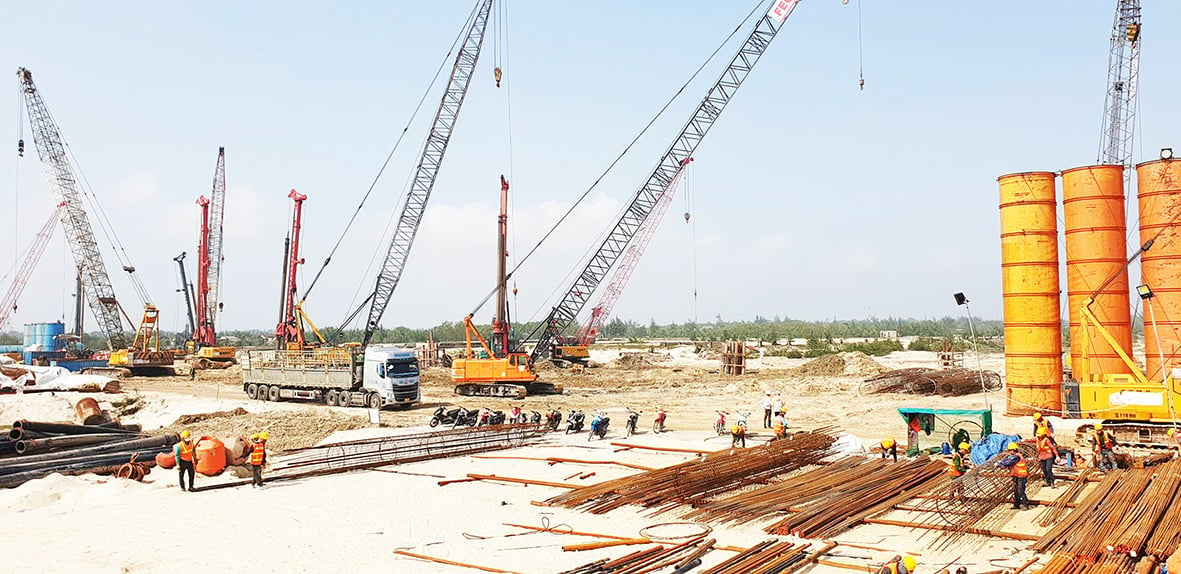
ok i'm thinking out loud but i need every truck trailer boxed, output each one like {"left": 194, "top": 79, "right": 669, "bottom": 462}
{"left": 242, "top": 345, "right": 420, "bottom": 409}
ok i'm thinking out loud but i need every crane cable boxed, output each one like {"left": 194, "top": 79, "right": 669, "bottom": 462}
{"left": 301, "top": 1, "right": 483, "bottom": 303}
{"left": 857, "top": 0, "right": 865, "bottom": 90}
{"left": 469, "top": 0, "right": 765, "bottom": 319}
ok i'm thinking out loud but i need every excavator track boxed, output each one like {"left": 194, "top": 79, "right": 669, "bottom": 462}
{"left": 453, "top": 381, "right": 564, "bottom": 399}
{"left": 1075, "top": 421, "right": 1180, "bottom": 450}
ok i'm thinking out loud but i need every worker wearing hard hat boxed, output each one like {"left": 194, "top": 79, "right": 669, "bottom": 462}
{"left": 877, "top": 555, "right": 917, "bottom": 574}
{"left": 997, "top": 442, "right": 1031, "bottom": 510}
{"left": 1093, "top": 423, "right": 1118, "bottom": 472}
{"left": 948, "top": 442, "right": 971, "bottom": 478}
{"left": 174, "top": 429, "right": 198, "bottom": 492}
{"left": 250, "top": 432, "right": 269, "bottom": 489}
{"left": 1032, "top": 412, "right": 1054, "bottom": 438}
{"left": 880, "top": 438, "right": 898, "bottom": 463}
{"left": 760, "top": 391, "right": 773, "bottom": 429}
{"left": 730, "top": 423, "right": 746, "bottom": 449}
{"left": 771, "top": 410, "right": 788, "bottom": 441}
{"left": 1036, "top": 427, "right": 1056, "bottom": 487}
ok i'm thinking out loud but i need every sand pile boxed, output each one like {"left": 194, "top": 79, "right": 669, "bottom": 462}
{"left": 160, "top": 408, "right": 369, "bottom": 452}
{"left": 791, "top": 352, "right": 889, "bottom": 378}
{"left": 614, "top": 353, "right": 666, "bottom": 369}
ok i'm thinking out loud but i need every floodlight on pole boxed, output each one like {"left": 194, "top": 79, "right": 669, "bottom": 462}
{"left": 955, "top": 292, "right": 991, "bottom": 410}
{"left": 1162, "top": 148, "right": 1174, "bottom": 160}
{"left": 1137, "top": 283, "right": 1176, "bottom": 422}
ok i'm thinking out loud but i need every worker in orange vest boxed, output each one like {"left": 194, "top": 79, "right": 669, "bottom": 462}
{"left": 1093, "top": 423, "right": 1118, "bottom": 472}
{"left": 877, "top": 555, "right": 917, "bottom": 574}
{"left": 250, "top": 432, "right": 268, "bottom": 488}
{"left": 948, "top": 442, "right": 971, "bottom": 477}
{"left": 880, "top": 438, "right": 898, "bottom": 462}
{"left": 1036, "top": 427, "right": 1056, "bottom": 487}
{"left": 730, "top": 423, "right": 746, "bottom": 448}
{"left": 997, "top": 442, "right": 1030, "bottom": 509}
{"left": 771, "top": 410, "right": 787, "bottom": 441}
{"left": 1032, "top": 412, "right": 1054, "bottom": 438}
{"left": 173, "top": 429, "right": 198, "bottom": 492}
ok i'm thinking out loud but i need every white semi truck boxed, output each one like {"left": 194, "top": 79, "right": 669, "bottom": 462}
{"left": 241, "top": 345, "right": 420, "bottom": 409}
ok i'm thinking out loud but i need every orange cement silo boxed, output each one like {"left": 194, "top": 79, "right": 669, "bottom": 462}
{"left": 1137, "top": 158, "right": 1181, "bottom": 381}
{"left": 999, "top": 171, "right": 1062, "bottom": 415}
{"left": 1062, "top": 165, "right": 1133, "bottom": 383}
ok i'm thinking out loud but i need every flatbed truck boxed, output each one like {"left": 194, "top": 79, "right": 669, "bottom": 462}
{"left": 242, "top": 345, "right": 420, "bottom": 409}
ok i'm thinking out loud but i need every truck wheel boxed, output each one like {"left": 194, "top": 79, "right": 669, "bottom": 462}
{"left": 338, "top": 391, "right": 351, "bottom": 407}
{"left": 256, "top": 385, "right": 268, "bottom": 401}
{"left": 268, "top": 386, "right": 280, "bottom": 402}
{"left": 246, "top": 384, "right": 258, "bottom": 400}
{"left": 325, "top": 390, "right": 339, "bottom": 406}
{"left": 368, "top": 393, "right": 382, "bottom": 410}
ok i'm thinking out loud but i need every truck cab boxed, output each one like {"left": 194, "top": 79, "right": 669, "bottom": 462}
{"left": 361, "top": 346, "right": 421, "bottom": 407}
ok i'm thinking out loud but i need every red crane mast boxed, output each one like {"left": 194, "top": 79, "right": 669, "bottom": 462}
{"left": 194, "top": 195, "right": 214, "bottom": 347}
{"left": 275, "top": 189, "right": 309, "bottom": 348}
{"left": 0, "top": 202, "right": 65, "bottom": 330}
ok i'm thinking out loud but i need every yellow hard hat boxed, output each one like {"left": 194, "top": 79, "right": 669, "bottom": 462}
{"left": 1007, "top": 443, "right": 1019, "bottom": 451}
{"left": 1036, "top": 427, "right": 1047, "bottom": 436}
{"left": 731, "top": 425, "right": 742, "bottom": 434}
{"left": 882, "top": 438, "right": 895, "bottom": 449}
{"left": 958, "top": 442, "right": 970, "bottom": 451}
{"left": 1094, "top": 423, "right": 1103, "bottom": 430}
{"left": 903, "top": 556, "right": 917, "bottom": 570}
{"left": 180, "top": 430, "right": 191, "bottom": 439}
{"left": 250, "top": 433, "right": 260, "bottom": 441}
{"left": 1169, "top": 428, "right": 1176, "bottom": 437}
{"left": 259, "top": 432, "right": 270, "bottom": 441}
{"left": 1033, "top": 412, "right": 1043, "bottom": 420}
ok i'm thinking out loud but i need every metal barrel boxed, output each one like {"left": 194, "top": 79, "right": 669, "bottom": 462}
{"left": 999, "top": 171, "right": 1063, "bottom": 415}
{"left": 1137, "top": 157, "right": 1181, "bottom": 381}
{"left": 1062, "top": 165, "right": 1133, "bottom": 382}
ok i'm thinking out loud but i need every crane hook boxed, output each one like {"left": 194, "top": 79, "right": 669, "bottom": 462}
{"left": 684, "top": 212, "right": 691, "bottom": 223}
{"left": 494, "top": 67, "right": 503, "bottom": 88}
{"left": 17, "top": 139, "right": 24, "bottom": 157}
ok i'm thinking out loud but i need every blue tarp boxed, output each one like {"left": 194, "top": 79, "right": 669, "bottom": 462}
{"left": 970, "top": 433, "right": 1022, "bottom": 466}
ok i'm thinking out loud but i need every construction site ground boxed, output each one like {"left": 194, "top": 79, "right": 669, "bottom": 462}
{"left": 0, "top": 346, "right": 1091, "bottom": 573}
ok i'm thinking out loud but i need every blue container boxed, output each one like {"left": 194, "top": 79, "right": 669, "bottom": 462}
{"left": 44, "top": 322, "right": 64, "bottom": 351}
{"left": 941, "top": 442, "right": 952, "bottom": 455}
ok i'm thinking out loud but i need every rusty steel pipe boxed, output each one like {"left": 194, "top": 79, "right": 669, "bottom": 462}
{"left": 14, "top": 433, "right": 129, "bottom": 455}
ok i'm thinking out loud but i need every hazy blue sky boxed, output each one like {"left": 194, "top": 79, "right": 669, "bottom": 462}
{"left": 2, "top": 1, "right": 1179, "bottom": 334}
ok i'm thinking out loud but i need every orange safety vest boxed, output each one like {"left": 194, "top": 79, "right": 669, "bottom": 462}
{"left": 250, "top": 442, "right": 266, "bottom": 466}
{"left": 1034, "top": 419, "right": 1052, "bottom": 436}
{"left": 773, "top": 419, "right": 785, "bottom": 435}
{"left": 948, "top": 452, "right": 965, "bottom": 477}
{"left": 1037, "top": 435, "right": 1055, "bottom": 460}
{"left": 877, "top": 562, "right": 906, "bottom": 574}
{"left": 178, "top": 440, "right": 195, "bottom": 462}
{"left": 1010, "top": 453, "right": 1029, "bottom": 477}
{"left": 1097, "top": 430, "right": 1115, "bottom": 449}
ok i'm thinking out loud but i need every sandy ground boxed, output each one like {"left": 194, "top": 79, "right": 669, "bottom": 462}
{"left": 0, "top": 348, "right": 1086, "bottom": 573}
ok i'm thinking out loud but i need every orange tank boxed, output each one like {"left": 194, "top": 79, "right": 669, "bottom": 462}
{"left": 1137, "top": 158, "right": 1181, "bottom": 381}
{"left": 1062, "top": 165, "right": 1133, "bottom": 382}
{"left": 194, "top": 437, "right": 227, "bottom": 476}
{"left": 999, "top": 171, "right": 1063, "bottom": 415}
{"left": 155, "top": 451, "right": 176, "bottom": 469}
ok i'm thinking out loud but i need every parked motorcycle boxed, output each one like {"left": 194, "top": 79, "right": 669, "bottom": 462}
{"left": 529, "top": 410, "right": 542, "bottom": 425}
{"left": 545, "top": 409, "right": 563, "bottom": 432}
{"left": 453, "top": 407, "right": 480, "bottom": 428}
{"left": 714, "top": 411, "right": 729, "bottom": 436}
{"left": 652, "top": 408, "right": 667, "bottom": 434}
{"left": 509, "top": 405, "right": 530, "bottom": 424}
{"left": 478, "top": 408, "right": 507, "bottom": 426}
{"left": 565, "top": 410, "right": 586, "bottom": 434}
{"left": 429, "top": 405, "right": 465, "bottom": 428}
{"left": 589, "top": 411, "right": 611, "bottom": 441}
{"left": 624, "top": 409, "right": 640, "bottom": 438}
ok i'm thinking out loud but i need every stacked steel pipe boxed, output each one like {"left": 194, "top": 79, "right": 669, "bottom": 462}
{"left": 546, "top": 429, "right": 838, "bottom": 514}
{"left": 0, "top": 419, "right": 171, "bottom": 488}
{"left": 683, "top": 457, "right": 948, "bottom": 539}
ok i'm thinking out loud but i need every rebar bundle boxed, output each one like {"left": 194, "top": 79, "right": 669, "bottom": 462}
{"left": 860, "top": 368, "right": 1002, "bottom": 396}
{"left": 556, "top": 538, "right": 833, "bottom": 574}
{"left": 273, "top": 423, "right": 548, "bottom": 476}
{"left": 1034, "top": 460, "right": 1181, "bottom": 561}
{"left": 1036, "top": 469, "right": 1095, "bottom": 528}
{"left": 546, "top": 430, "right": 838, "bottom": 514}
{"left": 682, "top": 457, "right": 948, "bottom": 539}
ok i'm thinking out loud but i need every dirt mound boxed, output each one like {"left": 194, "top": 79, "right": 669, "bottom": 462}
{"left": 161, "top": 408, "right": 368, "bottom": 452}
{"left": 613, "top": 353, "right": 667, "bottom": 369}
{"left": 791, "top": 352, "right": 889, "bottom": 378}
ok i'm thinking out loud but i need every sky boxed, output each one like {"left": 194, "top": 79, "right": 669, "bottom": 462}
{"left": 1, "top": 1, "right": 1179, "bottom": 336}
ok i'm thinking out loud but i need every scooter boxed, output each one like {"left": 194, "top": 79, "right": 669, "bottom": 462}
{"left": 529, "top": 411, "right": 543, "bottom": 425}
{"left": 565, "top": 410, "right": 586, "bottom": 434}
{"left": 429, "top": 405, "right": 464, "bottom": 428}
{"left": 544, "top": 409, "right": 563, "bottom": 432}
{"left": 509, "top": 405, "right": 528, "bottom": 424}
{"left": 735, "top": 411, "right": 751, "bottom": 432}
{"left": 715, "top": 411, "right": 729, "bottom": 436}
{"left": 652, "top": 409, "right": 667, "bottom": 434}
{"left": 589, "top": 411, "right": 611, "bottom": 441}
{"left": 478, "top": 408, "right": 507, "bottom": 426}
{"left": 453, "top": 407, "right": 480, "bottom": 428}
{"left": 624, "top": 409, "right": 640, "bottom": 438}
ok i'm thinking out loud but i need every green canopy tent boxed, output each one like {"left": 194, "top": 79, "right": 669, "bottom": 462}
{"left": 898, "top": 407, "right": 993, "bottom": 455}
